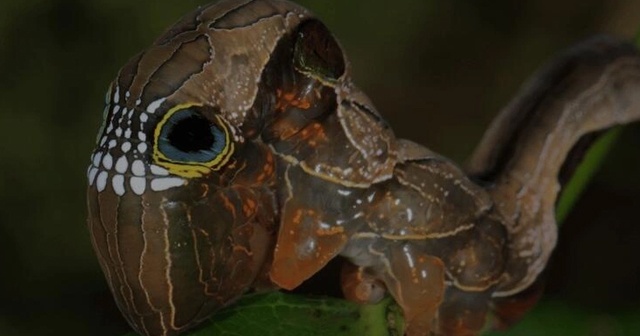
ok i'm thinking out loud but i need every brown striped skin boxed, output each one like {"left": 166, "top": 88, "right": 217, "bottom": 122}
{"left": 87, "top": 1, "right": 640, "bottom": 335}
{"left": 87, "top": 146, "right": 277, "bottom": 336}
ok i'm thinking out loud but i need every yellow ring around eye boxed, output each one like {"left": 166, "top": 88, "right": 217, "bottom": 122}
{"left": 152, "top": 103, "right": 235, "bottom": 178}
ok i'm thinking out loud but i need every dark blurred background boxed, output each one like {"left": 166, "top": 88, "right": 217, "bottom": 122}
{"left": 0, "top": 0, "right": 639, "bottom": 335}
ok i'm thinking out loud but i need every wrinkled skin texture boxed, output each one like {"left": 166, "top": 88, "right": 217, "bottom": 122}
{"left": 86, "top": 0, "right": 640, "bottom": 335}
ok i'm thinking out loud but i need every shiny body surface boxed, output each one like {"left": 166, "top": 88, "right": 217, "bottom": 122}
{"left": 86, "top": 0, "right": 640, "bottom": 335}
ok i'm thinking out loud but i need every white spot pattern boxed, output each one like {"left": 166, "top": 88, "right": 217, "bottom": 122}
{"left": 88, "top": 167, "right": 98, "bottom": 185}
{"left": 137, "top": 143, "right": 148, "bottom": 154}
{"left": 132, "top": 160, "right": 146, "bottom": 176}
{"left": 113, "top": 86, "right": 120, "bottom": 104}
{"left": 112, "top": 174, "right": 125, "bottom": 196}
{"left": 88, "top": 93, "right": 186, "bottom": 195}
{"left": 150, "top": 165, "right": 170, "bottom": 176}
{"left": 93, "top": 152, "right": 103, "bottom": 167}
{"left": 130, "top": 177, "right": 146, "bottom": 195}
{"left": 115, "top": 156, "right": 128, "bottom": 174}
{"left": 147, "top": 98, "right": 166, "bottom": 113}
{"left": 102, "top": 154, "right": 113, "bottom": 170}
{"left": 151, "top": 178, "right": 185, "bottom": 191}
{"left": 96, "top": 171, "right": 108, "bottom": 192}
{"left": 121, "top": 142, "right": 132, "bottom": 153}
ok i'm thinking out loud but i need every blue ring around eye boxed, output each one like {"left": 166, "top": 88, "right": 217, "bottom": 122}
{"left": 157, "top": 108, "right": 227, "bottom": 163}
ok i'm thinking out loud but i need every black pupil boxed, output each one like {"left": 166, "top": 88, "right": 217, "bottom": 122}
{"left": 168, "top": 113, "right": 214, "bottom": 153}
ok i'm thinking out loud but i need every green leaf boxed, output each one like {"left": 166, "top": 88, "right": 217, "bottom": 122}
{"left": 485, "top": 300, "right": 640, "bottom": 336}
{"left": 122, "top": 292, "right": 404, "bottom": 336}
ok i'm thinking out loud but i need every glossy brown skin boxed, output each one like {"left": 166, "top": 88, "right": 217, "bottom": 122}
{"left": 86, "top": 1, "right": 640, "bottom": 335}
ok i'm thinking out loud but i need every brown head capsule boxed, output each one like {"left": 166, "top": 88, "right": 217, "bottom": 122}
{"left": 87, "top": 1, "right": 312, "bottom": 335}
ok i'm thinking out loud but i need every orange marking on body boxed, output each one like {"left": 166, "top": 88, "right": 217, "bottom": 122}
{"left": 276, "top": 89, "right": 312, "bottom": 111}
{"left": 242, "top": 198, "right": 257, "bottom": 217}
{"left": 316, "top": 225, "right": 344, "bottom": 236}
{"left": 312, "top": 123, "right": 326, "bottom": 138}
{"left": 292, "top": 209, "right": 304, "bottom": 225}
{"left": 262, "top": 153, "right": 275, "bottom": 178}
{"left": 294, "top": 123, "right": 328, "bottom": 148}
{"left": 196, "top": 228, "right": 210, "bottom": 238}
{"left": 232, "top": 244, "right": 252, "bottom": 256}
{"left": 283, "top": 92, "right": 295, "bottom": 101}
{"left": 200, "top": 184, "right": 210, "bottom": 198}
{"left": 255, "top": 162, "right": 274, "bottom": 184}
{"left": 219, "top": 193, "right": 237, "bottom": 220}
{"left": 292, "top": 97, "right": 311, "bottom": 109}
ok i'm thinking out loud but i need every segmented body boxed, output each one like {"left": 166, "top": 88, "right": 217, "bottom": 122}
{"left": 87, "top": 1, "right": 640, "bottom": 335}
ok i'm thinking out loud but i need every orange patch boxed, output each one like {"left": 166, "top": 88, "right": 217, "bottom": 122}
{"left": 232, "top": 244, "right": 252, "bottom": 256}
{"left": 294, "top": 122, "right": 328, "bottom": 147}
{"left": 255, "top": 155, "right": 275, "bottom": 184}
{"left": 200, "top": 184, "right": 210, "bottom": 198}
{"left": 241, "top": 197, "right": 257, "bottom": 217}
{"left": 276, "top": 88, "right": 312, "bottom": 111}
{"left": 316, "top": 225, "right": 344, "bottom": 236}
{"left": 219, "top": 193, "right": 237, "bottom": 220}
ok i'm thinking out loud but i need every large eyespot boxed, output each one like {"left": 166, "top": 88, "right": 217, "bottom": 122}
{"left": 153, "top": 104, "right": 234, "bottom": 178}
